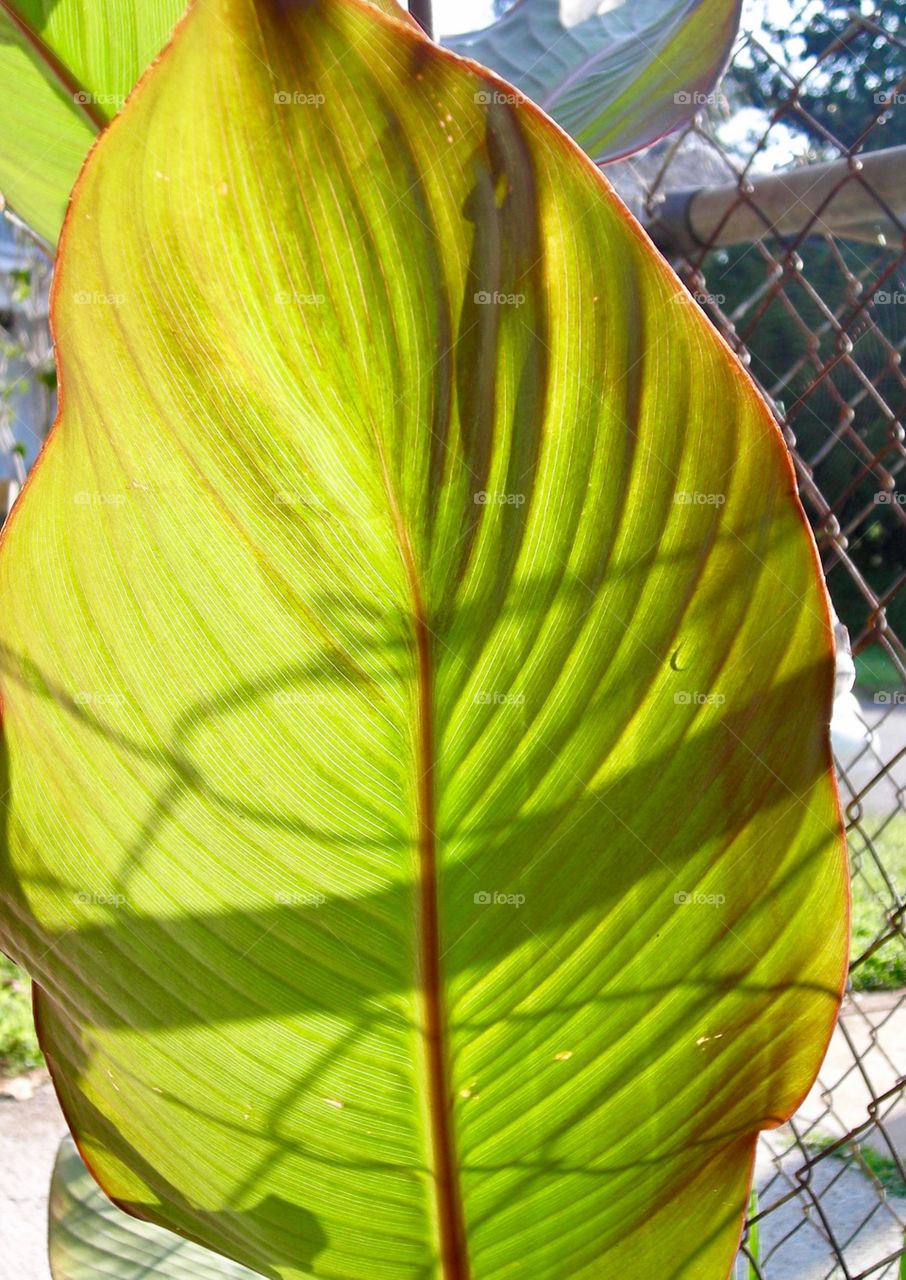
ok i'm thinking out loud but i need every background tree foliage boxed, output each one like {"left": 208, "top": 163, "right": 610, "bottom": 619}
{"left": 715, "top": 0, "right": 906, "bottom": 642}
{"left": 734, "top": 0, "right": 906, "bottom": 153}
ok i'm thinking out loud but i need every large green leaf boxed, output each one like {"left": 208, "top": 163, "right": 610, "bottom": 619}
{"left": 0, "top": 0, "right": 846, "bottom": 1277}
{"left": 445, "top": 0, "right": 742, "bottom": 163}
{"left": 51, "top": 1136, "right": 263, "bottom": 1278}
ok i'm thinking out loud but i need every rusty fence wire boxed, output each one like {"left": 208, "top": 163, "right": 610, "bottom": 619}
{"left": 0, "top": 2, "right": 905, "bottom": 1277}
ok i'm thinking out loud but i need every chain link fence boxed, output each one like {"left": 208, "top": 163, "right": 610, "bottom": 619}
{"left": 1, "top": 2, "right": 905, "bottom": 1275}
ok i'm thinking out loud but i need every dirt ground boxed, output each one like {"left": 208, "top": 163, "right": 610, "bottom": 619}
{"left": 0, "top": 1077, "right": 66, "bottom": 1280}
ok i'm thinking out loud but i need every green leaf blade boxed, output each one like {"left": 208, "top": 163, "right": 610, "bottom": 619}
{"left": 0, "top": 6, "right": 93, "bottom": 245}
{"left": 0, "top": 0, "right": 187, "bottom": 241}
{"left": 445, "top": 0, "right": 743, "bottom": 162}
{"left": 0, "top": 1, "right": 846, "bottom": 1277}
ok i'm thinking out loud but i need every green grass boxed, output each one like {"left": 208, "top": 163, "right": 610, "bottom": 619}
{"left": 0, "top": 954, "right": 41, "bottom": 1076}
{"left": 855, "top": 650, "right": 902, "bottom": 697}
{"left": 858, "top": 1144, "right": 906, "bottom": 1198}
{"left": 849, "top": 817, "right": 906, "bottom": 991}
{"left": 805, "top": 1134, "right": 906, "bottom": 1198}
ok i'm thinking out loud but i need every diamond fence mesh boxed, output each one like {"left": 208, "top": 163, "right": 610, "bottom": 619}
{"left": 0, "top": 2, "right": 904, "bottom": 1276}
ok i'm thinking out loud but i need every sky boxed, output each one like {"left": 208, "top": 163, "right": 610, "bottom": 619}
{"left": 434, "top": 0, "right": 495, "bottom": 35}
{"left": 432, "top": 0, "right": 821, "bottom": 44}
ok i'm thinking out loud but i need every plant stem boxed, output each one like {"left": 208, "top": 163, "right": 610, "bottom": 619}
{"left": 409, "top": 0, "right": 434, "bottom": 38}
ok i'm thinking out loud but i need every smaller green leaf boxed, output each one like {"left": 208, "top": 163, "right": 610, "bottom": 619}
{"left": 0, "top": 0, "right": 188, "bottom": 244}
{"left": 444, "top": 0, "right": 742, "bottom": 162}
{"left": 49, "top": 1136, "right": 263, "bottom": 1280}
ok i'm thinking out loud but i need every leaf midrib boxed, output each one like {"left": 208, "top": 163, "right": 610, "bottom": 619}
{"left": 0, "top": 0, "right": 105, "bottom": 130}
{"left": 412, "top": 596, "right": 469, "bottom": 1280}
{"left": 370, "top": 443, "right": 467, "bottom": 1279}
